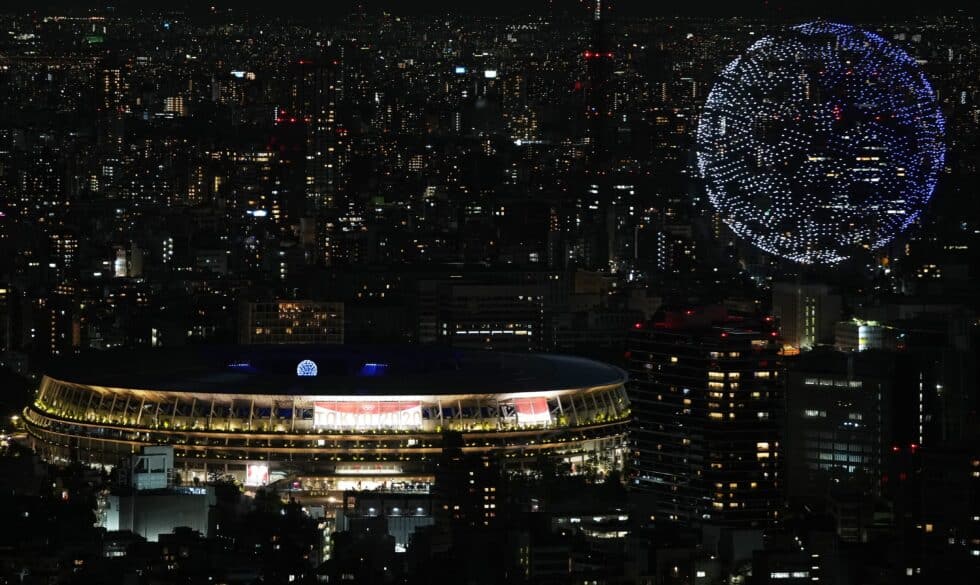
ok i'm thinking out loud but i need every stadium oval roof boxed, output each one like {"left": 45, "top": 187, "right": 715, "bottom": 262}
{"left": 44, "top": 345, "right": 626, "bottom": 396}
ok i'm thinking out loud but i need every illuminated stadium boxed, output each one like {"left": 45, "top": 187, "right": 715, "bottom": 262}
{"left": 23, "top": 346, "right": 629, "bottom": 489}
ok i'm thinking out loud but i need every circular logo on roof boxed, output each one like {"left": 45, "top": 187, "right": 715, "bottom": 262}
{"left": 296, "top": 359, "right": 318, "bottom": 377}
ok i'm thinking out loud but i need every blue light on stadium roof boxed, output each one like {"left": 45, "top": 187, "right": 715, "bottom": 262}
{"left": 227, "top": 362, "right": 256, "bottom": 373}
{"left": 359, "top": 362, "right": 389, "bottom": 377}
{"left": 296, "top": 359, "right": 318, "bottom": 377}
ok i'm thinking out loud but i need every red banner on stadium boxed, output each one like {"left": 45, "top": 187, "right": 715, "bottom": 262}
{"left": 513, "top": 396, "right": 551, "bottom": 425}
{"left": 314, "top": 401, "right": 422, "bottom": 430}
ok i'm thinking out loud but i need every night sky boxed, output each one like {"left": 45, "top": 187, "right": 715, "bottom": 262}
{"left": 3, "top": 0, "right": 975, "bottom": 17}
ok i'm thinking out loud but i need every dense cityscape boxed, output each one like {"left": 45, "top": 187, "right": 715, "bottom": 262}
{"left": 0, "top": 1, "right": 977, "bottom": 583}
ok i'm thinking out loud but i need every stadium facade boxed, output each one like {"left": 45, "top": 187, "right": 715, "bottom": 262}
{"left": 24, "top": 346, "right": 629, "bottom": 489}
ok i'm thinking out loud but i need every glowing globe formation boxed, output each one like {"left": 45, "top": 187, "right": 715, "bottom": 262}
{"left": 696, "top": 21, "right": 945, "bottom": 264}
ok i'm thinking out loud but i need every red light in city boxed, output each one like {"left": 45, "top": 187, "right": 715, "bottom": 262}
{"left": 583, "top": 50, "right": 593, "bottom": 59}
{"left": 633, "top": 322, "right": 644, "bottom": 329}
{"left": 891, "top": 445, "right": 900, "bottom": 453}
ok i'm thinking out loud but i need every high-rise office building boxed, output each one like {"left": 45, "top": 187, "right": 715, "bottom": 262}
{"left": 287, "top": 54, "right": 346, "bottom": 213}
{"left": 163, "top": 96, "right": 187, "bottom": 117}
{"left": 784, "top": 349, "right": 898, "bottom": 510}
{"left": 627, "top": 306, "right": 784, "bottom": 527}
{"left": 771, "top": 282, "right": 842, "bottom": 351}
{"left": 434, "top": 432, "right": 500, "bottom": 530}
{"left": 239, "top": 300, "right": 344, "bottom": 345}
{"left": 834, "top": 319, "right": 891, "bottom": 352}
{"left": 573, "top": 0, "right": 617, "bottom": 270}
{"left": 418, "top": 281, "right": 546, "bottom": 352}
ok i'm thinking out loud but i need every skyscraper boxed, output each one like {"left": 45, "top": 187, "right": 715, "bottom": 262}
{"left": 287, "top": 53, "right": 347, "bottom": 214}
{"left": 627, "top": 306, "right": 784, "bottom": 527}
{"left": 566, "top": 1, "right": 619, "bottom": 270}
{"left": 784, "top": 349, "right": 897, "bottom": 512}
{"left": 771, "top": 282, "right": 842, "bottom": 352}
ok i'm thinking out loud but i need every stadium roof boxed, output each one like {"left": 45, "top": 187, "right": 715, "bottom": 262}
{"left": 46, "top": 345, "right": 626, "bottom": 396}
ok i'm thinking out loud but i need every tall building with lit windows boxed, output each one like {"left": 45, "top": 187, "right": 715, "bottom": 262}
{"left": 771, "top": 282, "right": 842, "bottom": 352}
{"left": 784, "top": 349, "right": 896, "bottom": 513}
{"left": 239, "top": 300, "right": 344, "bottom": 345}
{"left": 287, "top": 54, "right": 346, "bottom": 213}
{"left": 627, "top": 306, "right": 784, "bottom": 527}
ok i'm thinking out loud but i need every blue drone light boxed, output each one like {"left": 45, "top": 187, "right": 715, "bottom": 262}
{"left": 696, "top": 21, "right": 945, "bottom": 264}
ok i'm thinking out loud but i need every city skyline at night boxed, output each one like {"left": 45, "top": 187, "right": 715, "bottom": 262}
{"left": 0, "top": 1, "right": 976, "bottom": 583}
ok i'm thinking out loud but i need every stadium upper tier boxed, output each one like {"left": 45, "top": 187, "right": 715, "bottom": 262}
{"left": 23, "top": 346, "right": 630, "bottom": 473}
